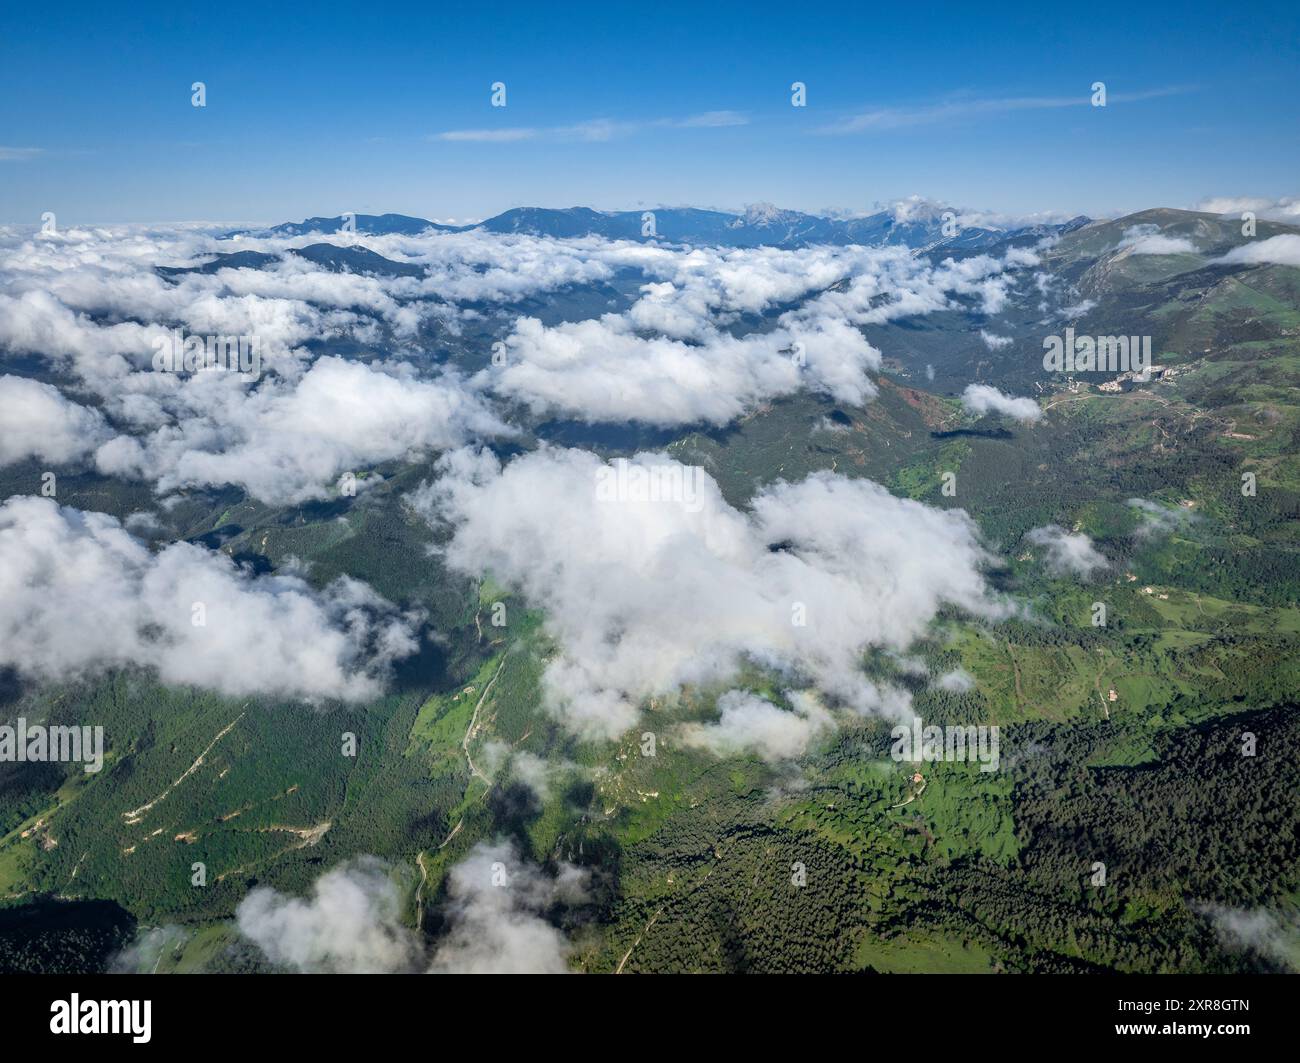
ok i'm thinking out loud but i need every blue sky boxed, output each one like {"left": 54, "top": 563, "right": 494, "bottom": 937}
{"left": 2, "top": 0, "right": 1297, "bottom": 224}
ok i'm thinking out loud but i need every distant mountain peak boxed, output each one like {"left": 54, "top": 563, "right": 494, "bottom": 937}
{"left": 250, "top": 203, "right": 1094, "bottom": 253}
{"left": 888, "top": 197, "right": 952, "bottom": 224}
{"left": 739, "top": 202, "right": 799, "bottom": 227}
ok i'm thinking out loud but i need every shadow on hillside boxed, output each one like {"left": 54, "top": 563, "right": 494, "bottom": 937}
{"left": 930, "top": 427, "right": 1015, "bottom": 440}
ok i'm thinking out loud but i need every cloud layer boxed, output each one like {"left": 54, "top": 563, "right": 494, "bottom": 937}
{"left": 0, "top": 222, "right": 1044, "bottom": 496}
{"left": 0, "top": 374, "right": 110, "bottom": 466}
{"left": 0, "top": 496, "right": 417, "bottom": 700}
{"left": 237, "top": 858, "right": 423, "bottom": 973}
{"left": 236, "top": 843, "right": 586, "bottom": 974}
{"left": 417, "top": 447, "right": 1004, "bottom": 738}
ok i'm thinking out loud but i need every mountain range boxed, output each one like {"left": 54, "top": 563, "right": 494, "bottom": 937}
{"left": 251, "top": 203, "right": 1091, "bottom": 252}
{"left": 4, "top": 197, "right": 1299, "bottom": 977}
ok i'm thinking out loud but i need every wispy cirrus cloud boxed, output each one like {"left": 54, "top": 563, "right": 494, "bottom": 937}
{"left": 436, "top": 127, "right": 537, "bottom": 142}
{"left": 670, "top": 110, "right": 749, "bottom": 128}
{"left": 432, "top": 111, "right": 747, "bottom": 143}
{"left": 0, "top": 146, "right": 44, "bottom": 161}
{"left": 816, "top": 86, "right": 1194, "bottom": 134}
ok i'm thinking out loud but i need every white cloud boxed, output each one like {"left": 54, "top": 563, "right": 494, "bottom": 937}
{"left": 480, "top": 741, "right": 576, "bottom": 800}
{"left": 1126, "top": 497, "right": 1196, "bottom": 538}
{"left": 427, "top": 840, "right": 587, "bottom": 974}
{"left": 1025, "top": 524, "right": 1108, "bottom": 579}
{"left": 415, "top": 448, "right": 1005, "bottom": 738}
{"left": 1216, "top": 234, "right": 1300, "bottom": 268}
{"left": 935, "top": 668, "right": 975, "bottom": 693}
{"left": 0, "top": 225, "right": 1045, "bottom": 490}
{"left": 433, "top": 112, "right": 748, "bottom": 143}
{"left": 237, "top": 859, "right": 421, "bottom": 973}
{"left": 0, "top": 374, "right": 112, "bottom": 466}
{"left": 473, "top": 242, "right": 1038, "bottom": 427}
{"left": 817, "top": 86, "right": 1190, "bottom": 134}
{"left": 95, "top": 356, "right": 511, "bottom": 504}
{"left": 0, "top": 223, "right": 1045, "bottom": 511}
{"left": 1058, "top": 298, "right": 1096, "bottom": 318}
{"left": 1196, "top": 904, "right": 1300, "bottom": 971}
{"left": 979, "top": 331, "right": 1012, "bottom": 350}
{"left": 435, "top": 128, "right": 538, "bottom": 142}
{"left": 109, "top": 926, "right": 190, "bottom": 973}
{"left": 674, "top": 110, "right": 748, "bottom": 128}
{"left": 681, "top": 689, "right": 834, "bottom": 763}
{"left": 961, "top": 384, "right": 1042, "bottom": 423}
{"left": 1195, "top": 195, "right": 1300, "bottom": 223}
{"left": 0, "top": 225, "right": 525, "bottom": 502}
{"left": 236, "top": 843, "right": 586, "bottom": 974}
{"left": 481, "top": 313, "right": 878, "bottom": 427}
{"left": 0, "top": 496, "right": 418, "bottom": 701}
{"left": 1118, "top": 224, "right": 1196, "bottom": 256}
